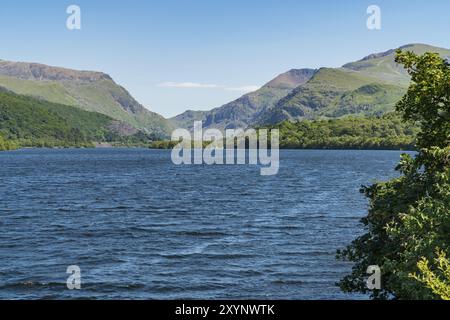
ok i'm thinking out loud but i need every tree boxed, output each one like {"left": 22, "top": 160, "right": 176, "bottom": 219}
{"left": 0, "top": 134, "right": 18, "bottom": 151}
{"left": 337, "top": 50, "right": 450, "bottom": 299}
{"left": 410, "top": 249, "right": 450, "bottom": 300}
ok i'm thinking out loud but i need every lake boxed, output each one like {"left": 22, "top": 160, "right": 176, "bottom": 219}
{"left": 0, "top": 148, "right": 410, "bottom": 299}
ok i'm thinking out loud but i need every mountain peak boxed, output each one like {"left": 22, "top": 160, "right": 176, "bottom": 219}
{"left": 171, "top": 68, "right": 317, "bottom": 130}
{"left": 352, "top": 43, "right": 450, "bottom": 65}
{"left": 359, "top": 49, "right": 397, "bottom": 62}
{"left": 264, "top": 68, "right": 316, "bottom": 90}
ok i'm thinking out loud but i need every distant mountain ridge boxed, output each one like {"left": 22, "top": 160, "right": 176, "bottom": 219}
{"left": 171, "top": 68, "right": 316, "bottom": 131}
{"left": 0, "top": 60, "right": 172, "bottom": 138}
{"left": 0, "top": 61, "right": 112, "bottom": 82}
{"left": 171, "top": 43, "right": 450, "bottom": 130}
{"left": 1, "top": 43, "right": 449, "bottom": 139}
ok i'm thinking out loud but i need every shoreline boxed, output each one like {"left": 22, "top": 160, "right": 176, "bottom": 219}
{"left": 3, "top": 145, "right": 416, "bottom": 152}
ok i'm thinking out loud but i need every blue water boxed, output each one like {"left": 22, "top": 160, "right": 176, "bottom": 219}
{"left": 0, "top": 149, "right": 409, "bottom": 299}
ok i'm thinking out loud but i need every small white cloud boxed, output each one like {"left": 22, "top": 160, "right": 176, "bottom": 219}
{"left": 157, "top": 82, "right": 260, "bottom": 93}
{"left": 157, "top": 82, "right": 220, "bottom": 89}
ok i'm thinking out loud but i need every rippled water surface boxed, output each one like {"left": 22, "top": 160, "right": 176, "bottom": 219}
{"left": 0, "top": 149, "right": 409, "bottom": 299}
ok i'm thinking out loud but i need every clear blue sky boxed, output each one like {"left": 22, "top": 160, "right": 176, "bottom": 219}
{"left": 0, "top": 0, "right": 449, "bottom": 117}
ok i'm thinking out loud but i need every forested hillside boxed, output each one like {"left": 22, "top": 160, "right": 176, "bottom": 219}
{"left": 268, "top": 113, "right": 418, "bottom": 150}
{"left": 0, "top": 89, "right": 152, "bottom": 149}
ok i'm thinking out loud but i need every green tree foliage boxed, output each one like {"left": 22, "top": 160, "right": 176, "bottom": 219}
{"left": 149, "top": 140, "right": 179, "bottom": 149}
{"left": 150, "top": 114, "right": 418, "bottom": 150}
{"left": 0, "top": 134, "right": 18, "bottom": 151}
{"left": 0, "top": 89, "right": 153, "bottom": 148}
{"left": 410, "top": 249, "right": 450, "bottom": 300}
{"left": 269, "top": 113, "right": 418, "bottom": 150}
{"left": 337, "top": 51, "right": 450, "bottom": 299}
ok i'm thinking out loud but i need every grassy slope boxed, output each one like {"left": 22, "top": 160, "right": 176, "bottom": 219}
{"left": 258, "top": 67, "right": 408, "bottom": 123}
{"left": 343, "top": 44, "right": 450, "bottom": 84}
{"left": 62, "top": 79, "right": 171, "bottom": 132}
{"left": 0, "top": 73, "right": 172, "bottom": 138}
{"left": 0, "top": 89, "right": 151, "bottom": 148}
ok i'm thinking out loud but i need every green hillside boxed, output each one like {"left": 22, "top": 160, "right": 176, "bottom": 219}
{"left": 0, "top": 61, "right": 172, "bottom": 138}
{"left": 260, "top": 71, "right": 407, "bottom": 123}
{"left": 0, "top": 89, "right": 152, "bottom": 148}
{"left": 343, "top": 43, "right": 450, "bottom": 84}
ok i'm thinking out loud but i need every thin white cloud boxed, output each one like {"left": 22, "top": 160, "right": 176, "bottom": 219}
{"left": 157, "top": 82, "right": 219, "bottom": 89}
{"left": 157, "top": 82, "right": 260, "bottom": 93}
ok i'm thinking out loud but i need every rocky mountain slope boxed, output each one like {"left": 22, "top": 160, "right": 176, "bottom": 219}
{"left": 171, "top": 69, "right": 316, "bottom": 130}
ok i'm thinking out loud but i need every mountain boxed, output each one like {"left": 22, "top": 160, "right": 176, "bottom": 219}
{"left": 171, "top": 44, "right": 450, "bottom": 129}
{"left": 0, "top": 60, "right": 172, "bottom": 137}
{"left": 0, "top": 87, "right": 152, "bottom": 147}
{"left": 256, "top": 44, "right": 450, "bottom": 124}
{"left": 256, "top": 68, "right": 407, "bottom": 124}
{"left": 171, "top": 68, "right": 316, "bottom": 130}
